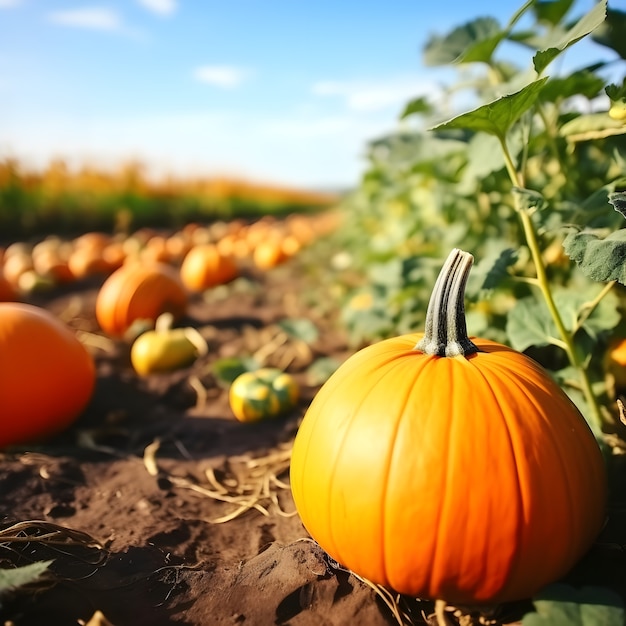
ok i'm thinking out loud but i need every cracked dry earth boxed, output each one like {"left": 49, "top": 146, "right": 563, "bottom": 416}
{"left": 1, "top": 250, "right": 625, "bottom": 626}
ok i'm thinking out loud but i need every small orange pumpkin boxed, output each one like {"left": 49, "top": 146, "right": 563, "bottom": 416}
{"left": 252, "top": 239, "right": 288, "bottom": 270}
{"left": 0, "top": 271, "right": 17, "bottom": 301}
{"left": 0, "top": 303, "right": 96, "bottom": 447}
{"left": 179, "top": 243, "right": 238, "bottom": 292}
{"left": 290, "top": 248, "right": 607, "bottom": 605}
{"left": 96, "top": 262, "right": 188, "bottom": 336}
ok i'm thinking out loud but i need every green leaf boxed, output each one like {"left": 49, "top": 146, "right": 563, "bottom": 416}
{"left": 540, "top": 71, "right": 606, "bottom": 103}
{"left": 533, "top": 0, "right": 608, "bottom": 74}
{"left": 606, "top": 79, "right": 626, "bottom": 121}
{"left": 399, "top": 96, "right": 433, "bottom": 120}
{"left": 506, "top": 287, "right": 620, "bottom": 352}
{"left": 306, "top": 357, "right": 343, "bottom": 386}
{"left": 559, "top": 113, "right": 626, "bottom": 141}
{"left": 513, "top": 187, "right": 547, "bottom": 212}
{"left": 423, "top": 17, "right": 504, "bottom": 66}
{"left": 277, "top": 318, "right": 319, "bottom": 343}
{"left": 532, "top": 0, "right": 575, "bottom": 26}
{"left": 563, "top": 228, "right": 626, "bottom": 284}
{"left": 605, "top": 78, "right": 626, "bottom": 103}
{"left": 479, "top": 248, "right": 518, "bottom": 291}
{"left": 430, "top": 78, "right": 549, "bottom": 139}
{"left": 0, "top": 561, "right": 52, "bottom": 594}
{"left": 592, "top": 8, "right": 626, "bottom": 60}
{"left": 507, "top": 295, "right": 562, "bottom": 351}
{"left": 609, "top": 191, "right": 626, "bottom": 219}
{"left": 467, "top": 247, "right": 518, "bottom": 297}
{"left": 522, "top": 583, "right": 625, "bottom": 626}
{"left": 212, "top": 357, "right": 260, "bottom": 386}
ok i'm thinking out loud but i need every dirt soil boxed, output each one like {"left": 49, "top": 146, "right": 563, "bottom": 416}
{"left": 1, "top": 250, "right": 626, "bottom": 626}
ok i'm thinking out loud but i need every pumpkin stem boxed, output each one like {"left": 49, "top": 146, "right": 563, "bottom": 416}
{"left": 415, "top": 248, "right": 478, "bottom": 357}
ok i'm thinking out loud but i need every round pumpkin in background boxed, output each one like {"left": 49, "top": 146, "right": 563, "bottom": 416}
{"left": 0, "top": 302, "right": 96, "bottom": 447}
{"left": 180, "top": 243, "right": 238, "bottom": 292}
{"left": 0, "top": 271, "right": 17, "bottom": 302}
{"left": 252, "top": 239, "right": 288, "bottom": 270}
{"left": 290, "top": 248, "right": 607, "bottom": 606}
{"left": 96, "top": 262, "right": 188, "bottom": 336}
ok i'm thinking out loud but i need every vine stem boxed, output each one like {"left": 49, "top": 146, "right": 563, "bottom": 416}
{"left": 498, "top": 134, "right": 604, "bottom": 433}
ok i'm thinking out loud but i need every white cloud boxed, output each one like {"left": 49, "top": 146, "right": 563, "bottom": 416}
{"left": 193, "top": 65, "right": 249, "bottom": 89}
{"left": 47, "top": 7, "right": 123, "bottom": 31}
{"left": 136, "top": 0, "right": 177, "bottom": 17}
{"left": 0, "top": 0, "right": 22, "bottom": 8}
{"left": 312, "top": 76, "right": 437, "bottom": 113}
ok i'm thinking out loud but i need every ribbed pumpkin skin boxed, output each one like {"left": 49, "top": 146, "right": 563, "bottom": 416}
{"left": 96, "top": 263, "right": 188, "bottom": 336}
{"left": 0, "top": 303, "right": 96, "bottom": 447}
{"left": 290, "top": 333, "right": 607, "bottom": 605}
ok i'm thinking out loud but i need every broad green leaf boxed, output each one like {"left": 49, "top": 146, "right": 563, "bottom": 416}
{"left": 423, "top": 17, "right": 504, "bottom": 66}
{"left": 212, "top": 357, "right": 260, "bottom": 386}
{"left": 399, "top": 96, "right": 433, "bottom": 120}
{"left": 430, "top": 78, "right": 548, "bottom": 139}
{"left": 559, "top": 113, "right": 626, "bottom": 142}
{"left": 533, "top": 0, "right": 608, "bottom": 74}
{"left": 563, "top": 228, "right": 626, "bottom": 284}
{"left": 506, "top": 287, "right": 620, "bottom": 352}
{"left": 467, "top": 247, "right": 518, "bottom": 297}
{"left": 540, "top": 71, "right": 605, "bottom": 103}
{"left": 479, "top": 248, "right": 518, "bottom": 291}
{"left": 522, "top": 583, "right": 625, "bottom": 626}
{"left": 277, "top": 318, "right": 319, "bottom": 343}
{"left": 507, "top": 295, "right": 562, "bottom": 351}
{"left": 532, "top": 0, "right": 575, "bottom": 26}
{"left": 0, "top": 561, "right": 52, "bottom": 594}
{"left": 592, "top": 8, "right": 626, "bottom": 60}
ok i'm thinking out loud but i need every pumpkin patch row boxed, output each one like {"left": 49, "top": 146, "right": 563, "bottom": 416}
{"left": 0, "top": 211, "right": 340, "bottom": 300}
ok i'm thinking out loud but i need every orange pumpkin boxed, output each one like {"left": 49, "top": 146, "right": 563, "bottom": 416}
{"left": 96, "top": 262, "right": 188, "bottom": 336}
{"left": 290, "top": 248, "right": 607, "bottom": 605}
{"left": 0, "top": 271, "right": 17, "bottom": 301}
{"left": 179, "top": 244, "right": 238, "bottom": 292}
{"left": 0, "top": 303, "right": 96, "bottom": 447}
{"left": 252, "top": 239, "right": 288, "bottom": 270}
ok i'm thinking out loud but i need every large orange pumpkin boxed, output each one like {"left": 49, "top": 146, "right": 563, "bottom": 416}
{"left": 96, "top": 262, "right": 188, "bottom": 336}
{"left": 0, "top": 303, "right": 96, "bottom": 447}
{"left": 290, "top": 248, "right": 607, "bottom": 605}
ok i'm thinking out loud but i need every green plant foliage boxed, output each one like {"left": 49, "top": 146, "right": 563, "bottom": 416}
{"left": 522, "top": 583, "right": 625, "bottom": 626}
{"left": 533, "top": 0, "right": 607, "bottom": 73}
{"left": 277, "top": 318, "right": 319, "bottom": 343}
{"left": 592, "top": 7, "right": 626, "bottom": 60}
{"left": 0, "top": 561, "right": 52, "bottom": 597}
{"left": 532, "top": 0, "right": 575, "bottom": 27}
{"left": 563, "top": 229, "right": 626, "bottom": 284}
{"left": 212, "top": 357, "right": 261, "bottom": 387}
{"left": 399, "top": 96, "right": 433, "bottom": 121}
{"left": 423, "top": 17, "right": 505, "bottom": 66}
{"left": 431, "top": 78, "right": 549, "bottom": 139}
{"left": 334, "top": 0, "right": 626, "bottom": 437}
{"left": 506, "top": 287, "right": 620, "bottom": 352}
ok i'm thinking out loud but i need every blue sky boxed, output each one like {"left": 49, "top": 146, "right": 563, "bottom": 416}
{"left": 0, "top": 0, "right": 618, "bottom": 190}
